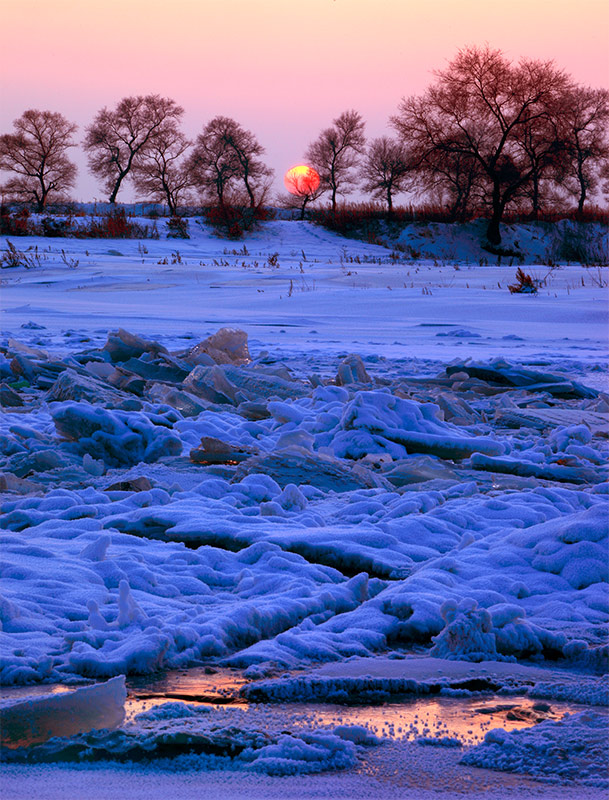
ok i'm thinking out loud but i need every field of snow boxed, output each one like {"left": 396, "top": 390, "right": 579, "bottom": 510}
{"left": 2, "top": 219, "right": 608, "bottom": 372}
{"left": 1, "top": 218, "right": 607, "bottom": 798}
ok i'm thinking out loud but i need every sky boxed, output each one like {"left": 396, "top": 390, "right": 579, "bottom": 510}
{"left": 1, "top": 0, "right": 608, "bottom": 203}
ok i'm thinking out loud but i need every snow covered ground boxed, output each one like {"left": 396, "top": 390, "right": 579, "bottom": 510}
{"left": 1, "top": 219, "right": 607, "bottom": 797}
{"left": 2, "top": 219, "right": 608, "bottom": 375}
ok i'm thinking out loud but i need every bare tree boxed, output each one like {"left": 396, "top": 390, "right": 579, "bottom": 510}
{"left": 131, "top": 123, "right": 192, "bottom": 215}
{"left": 422, "top": 146, "right": 484, "bottom": 221}
{"left": 392, "top": 47, "right": 570, "bottom": 245}
{"left": 306, "top": 110, "right": 366, "bottom": 213}
{"left": 360, "top": 137, "right": 411, "bottom": 213}
{"left": 219, "top": 117, "right": 273, "bottom": 208}
{"left": 0, "top": 109, "right": 77, "bottom": 211}
{"left": 187, "top": 116, "right": 272, "bottom": 208}
{"left": 84, "top": 95, "right": 183, "bottom": 203}
{"left": 187, "top": 118, "right": 238, "bottom": 207}
{"left": 511, "top": 101, "right": 567, "bottom": 218}
{"left": 561, "top": 86, "right": 609, "bottom": 213}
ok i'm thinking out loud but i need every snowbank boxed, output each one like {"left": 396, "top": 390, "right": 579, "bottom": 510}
{"left": 461, "top": 711, "right": 609, "bottom": 788}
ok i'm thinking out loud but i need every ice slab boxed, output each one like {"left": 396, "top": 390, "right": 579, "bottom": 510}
{"left": 1, "top": 675, "right": 126, "bottom": 748}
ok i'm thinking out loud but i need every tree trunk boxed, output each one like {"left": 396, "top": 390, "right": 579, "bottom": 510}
{"left": 244, "top": 177, "right": 255, "bottom": 208}
{"left": 486, "top": 214, "right": 502, "bottom": 246}
{"left": 387, "top": 188, "right": 393, "bottom": 217}
{"left": 577, "top": 188, "right": 586, "bottom": 215}
{"left": 162, "top": 181, "right": 175, "bottom": 216}
{"left": 577, "top": 155, "right": 586, "bottom": 215}
{"left": 531, "top": 173, "right": 540, "bottom": 219}
{"left": 486, "top": 181, "right": 503, "bottom": 245}
{"left": 109, "top": 168, "right": 130, "bottom": 204}
{"left": 36, "top": 177, "right": 48, "bottom": 213}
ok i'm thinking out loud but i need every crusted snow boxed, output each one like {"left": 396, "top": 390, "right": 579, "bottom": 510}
{"left": 0, "top": 218, "right": 608, "bottom": 794}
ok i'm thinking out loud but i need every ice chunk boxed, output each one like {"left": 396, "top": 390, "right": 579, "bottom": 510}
{"left": 470, "top": 452, "right": 602, "bottom": 484}
{"left": 244, "top": 729, "right": 359, "bottom": 775}
{"left": 184, "top": 327, "right": 250, "bottom": 366}
{"left": 104, "top": 328, "right": 168, "bottom": 363}
{"left": 0, "top": 676, "right": 126, "bottom": 748}
{"left": 117, "top": 579, "right": 146, "bottom": 627}
{"left": 335, "top": 354, "right": 371, "bottom": 385}
{"left": 183, "top": 365, "right": 238, "bottom": 405}
{"left": 83, "top": 453, "right": 105, "bottom": 476}
{"left": 233, "top": 450, "right": 391, "bottom": 492}
{"left": 79, "top": 534, "right": 111, "bottom": 561}
{"left": 278, "top": 483, "right": 307, "bottom": 511}
{"left": 86, "top": 599, "right": 108, "bottom": 630}
{"left": 47, "top": 369, "right": 128, "bottom": 406}
{"left": 332, "top": 392, "right": 506, "bottom": 460}
{"left": 430, "top": 599, "right": 497, "bottom": 660}
{"left": 52, "top": 402, "right": 182, "bottom": 467}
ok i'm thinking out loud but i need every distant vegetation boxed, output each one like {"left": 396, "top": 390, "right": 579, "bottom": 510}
{"left": 0, "top": 46, "right": 607, "bottom": 244}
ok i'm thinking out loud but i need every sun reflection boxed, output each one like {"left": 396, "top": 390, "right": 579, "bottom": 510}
{"left": 278, "top": 696, "right": 566, "bottom": 745}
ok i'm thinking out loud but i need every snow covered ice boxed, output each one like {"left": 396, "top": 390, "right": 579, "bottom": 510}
{"left": 1, "top": 218, "right": 608, "bottom": 796}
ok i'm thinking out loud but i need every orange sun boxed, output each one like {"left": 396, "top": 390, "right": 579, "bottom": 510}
{"left": 284, "top": 165, "right": 320, "bottom": 196}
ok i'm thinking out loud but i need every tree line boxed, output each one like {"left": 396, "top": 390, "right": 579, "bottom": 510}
{"left": 1, "top": 46, "right": 607, "bottom": 244}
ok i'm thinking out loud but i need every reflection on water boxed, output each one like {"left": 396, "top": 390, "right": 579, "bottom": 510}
{"left": 3, "top": 668, "right": 605, "bottom": 748}
{"left": 276, "top": 696, "right": 568, "bottom": 745}
{"left": 0, "top": 684, "right": 72, "bottom": 704}
{"left": 123, "top": 670, "right": 589, "bottom": 743}
{"left": 127, "top": 667, "right": 247, "bottom": 705}
{"left": 123, "top": 673, "right": 588, "bottom": 744}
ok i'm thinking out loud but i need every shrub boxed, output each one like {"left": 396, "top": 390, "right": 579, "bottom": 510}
{"left": 41, "top": 215, "right": 71, "bottom": 237}
{"left": 204, "top": 203, "right": 272, "bottom": 239}
{"left": 508, "top": 268, "right": 538, "bottom": 294}
{"left": 73, "top": 209, "right": 159, "bottom": 239}
{"left": 0, "top": 206, "right": 31, "bottom": 236}
{"left": 166, "top": 216, "right": 189, "bottom": 238}
{"left": 311, "top": 201, "right": 609, "bottom": 244}
{"left": 548, "top": 222, "right": 608, "bottom": 265}
{"left": 1, "top": 240, "right": 43, "bottom": 269}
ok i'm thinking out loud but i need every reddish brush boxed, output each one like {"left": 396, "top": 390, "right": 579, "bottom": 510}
{"left": 508, "top": 268, "right": 538, "bottom": 294}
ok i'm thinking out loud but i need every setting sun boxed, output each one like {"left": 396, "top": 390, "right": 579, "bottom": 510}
{"left": 284, "top": 165, "right": 321, "bottom": 196}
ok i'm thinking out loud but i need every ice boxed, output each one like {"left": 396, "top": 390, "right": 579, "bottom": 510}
{"left": 0, "top": 676, "right": 126, "bottom": 747}
{"left": 470, "top": 452, "right": 603, "bottom": 484}
{"left": 243, "top": 729, "right": 362, "bottom": 775}
{"left": 47, "top": 369, "right": 129, "bottom": 406}
{"left": 461, "top": 711, "right": 609, "bottom": 788}
{"left": 330, "top": 392, "right": 507, "bottom": 460}
{"left": 51, "top": 402, "right": 182, "bottom": 466}
{"left": 429, "top": 600, "right": 497, "bottom": 660}
{"left": 184, "top": 327, "right": 251, "bottom": 366}
{"left": 103, "top": 328, "right": 168, "bottom": 363}
{"left": 0, "top": 217, "right": 608, "bottom": 791}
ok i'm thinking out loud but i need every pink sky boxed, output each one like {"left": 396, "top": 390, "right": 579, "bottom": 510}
{"left": 1, "top": 0, "right": 608, "bottom": 202}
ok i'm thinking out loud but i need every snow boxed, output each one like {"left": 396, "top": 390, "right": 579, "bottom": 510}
{"left": 1, "top": 220, "right": 607, "bottom": 372}
{"left": 1, "top": 217, "right": 608, "bottom": 794}
{"left": 461, "top": 711, "right": 609, "bottom": 788}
